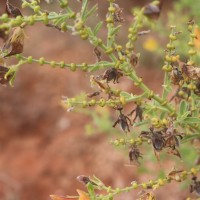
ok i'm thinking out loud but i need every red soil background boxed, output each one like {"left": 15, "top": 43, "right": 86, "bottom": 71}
{"left": 0, "top": 0, "right": 193, "bottom": 200}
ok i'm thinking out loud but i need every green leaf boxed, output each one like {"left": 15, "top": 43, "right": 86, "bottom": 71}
{"left": 110, "top": 25, "right": 121, "bottom": 36}
{"left": 179, "top": 100, "right": 188, "bottom": 116}
{"left": 93, "top": 21, "right": 103, "bottom": 36}
{"left": 84, "top": 4, "right": 98, "bottom": 20}
{"left": 120, "top": 91, "right": 132, "bottom": 99}
{"left": 183, "top": 117, "right": 200, "bottom": 124}
{"left": 155, "top": 105, "right": 169, "bottom": 112}
{"left": 120, "top": 91, "right": 139, "bottom": 102}
{"left": 181, "top": 134, "right": 200, "bottom": 143}
{"left": 133, "top": 120, "right": 149, "bottom": 127}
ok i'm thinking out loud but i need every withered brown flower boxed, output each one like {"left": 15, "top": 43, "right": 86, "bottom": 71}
{"left": 129, "top": 147, "right": 142, "bottom": 166}
{"left": 102, "top": 68, "right": 123, "bottom": 84}
{"left": 113, "top": 107, "right": 132, "bottom": 133}
{"left": 6, "top": 0, "right": 23, "bottom": 18}
{"left": 3, "top": 27, "right": 25, "bottom": 57}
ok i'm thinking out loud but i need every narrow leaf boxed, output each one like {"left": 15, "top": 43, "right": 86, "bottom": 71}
{"left": 183, "top": 117, "right": 200, "bottom": 124}
{"left": 94, "top": 21, "right": 103, "bottom": 36}
{"left": 110, "top": 25, "right": 121, "bottom": 36}
{"left": 179, "top": 100, "right": 188, "bottom": 116}
{"left": 84, "top": 4, "right": 98, "bottom": 19}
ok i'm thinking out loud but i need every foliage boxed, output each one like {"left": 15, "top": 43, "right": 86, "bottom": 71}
{"left": 1, "top": 0, "right": 200, "bottom": 199}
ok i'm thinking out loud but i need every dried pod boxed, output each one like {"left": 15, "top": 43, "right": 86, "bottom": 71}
{"left": 194, "top": 81, "right": 200, "bottom": 96}
{"left": 170, "top": 66, "right": 183, "bottom": 85}
{"left": 180, "top": 62, "right": 200, "bottom": 81}
{"left": 87, "top": 91, "right": 100, "bottom": 98}
{"left": 77, "top": 175, "right": 97, "bottom": 186}
{"left": 129, "top": 147, "right": 142, "bottom": 166}
{"left": 140, "top": 128, "right": 165, "bottom": 151}
{"left": 164, "top": 123, "right": 183, "bottom": 148}
{"left": 190, "top": 176, "right": 200, "bottom": 196}
{"left": 113, "top": 4, "right": 124, "bottom": 23}
{"left": 0, "top": 65, "right": 12, "bottom": 85}
{"left": 151, "top": 131, "right": 165, "bottom": 151}
{"left": 165, "top": 136, "right": 180, "bottom": 148}
{"left": 113, "top": 108, "right": 132, "bottom": 133}
{"left": 6, "top": 0, "right": 23, "bottom": 18}
{"left": 167, "top": 147, "right": 181, "bottom": 158}
{"left": 144, "top": 1, "right": 163, "bottom": 20}
{"left": 3, "top": 27, "right": 25, "bottom": 57}
{"left": 102, "top": 68, "right": 123, "bottom": 83}
{"left": 168, "top": 169, "right": 183, "bottom": 182}
{"left": 130, "top": 52, "right": 138, "bottom": 68}
{"left": 128, "top": 105, "right": 143, "bottom": 122}
{"left": 93, "top": 47, "right": 101, "bottom": 62}
{"left": 137, "top": 191, "right": 156, "bottom": 200}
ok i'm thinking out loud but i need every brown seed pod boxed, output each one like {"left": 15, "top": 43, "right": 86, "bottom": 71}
{"left": 3, "top": 27, "right": 25, "bottom": 57}
{"left": 194, "top": 81, "right": 200, "bottom": 96}
{"left": 93, "top": 47, "right": 101, "bottom": 62}
{"left": 170, "top": 66, "right": 183, "bottom": 85}
{"left": 112, "top": 3, "right": 124, "bottom": 23}
{"left": 130, "top": 52, "right": 138, "bottom": 68}
{"left": 102, "top": 68, "right": 123, "bottom": 83}
{"left": 143, "top": 1, "right": 163, "bottom": 20}
{"left": 140, "top": 128, "right": 165, "bottom": 151}
{"left": 87, "top": 91, "right": 101, "bottom": 98}
{"left": 113, "top": 108, "right": 132, "bottom": 133}
{"left": 0, "top": 65, "right": 12, "bottom": 85}
{"left": 128, "top": 105, "right": 143, "bottom": 123}
{"left": 76, "top": 175, "right": 97, "bottom": 186}
{"left": 179, "top": 61, "right": 200, "bottom": 81}
{"left": 129, "top": 147, "right": 142, "bottom": 166}
{"left": 190, "top": 176, "right": 200, "bottom": 196}
{"left": 168, "top": 169, "right": 183, "bottom": 182}
{"left": 6, "top": 0, "right": 23, "bottom": 18}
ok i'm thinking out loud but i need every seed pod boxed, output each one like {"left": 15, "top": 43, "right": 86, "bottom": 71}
{"left": 144, "top": 1, "right": 162, "bottom": 20}
{"left": 129, "top": 147, "right": 142, "bottom": 166}
{"left": 180, "top": 61, "right": 200, "bottom": 81}
{"left": 102, "top": 68, "right": 123, "bottom": 83}
{"left": 190, "top": 176, "right": 200, "bottom": 196}
{"left": 151, "top": 131, "right": 165, "bottom": 151}
{"left": 76, "top": 175, "right": 97, "bottom": 186}
{"left": 112, "top": 4, "right": 124, "bottom": 23}
{"left": 168, "top": 169, "right": 183, "bottom": 182}
{"left": 6, "top": 0, "right": 23, "bottom": 18}
{"left": 93, "top": 47, "right": 101, "bottom": 62}
{"left": 87, "top": 91, "right": 100, "bottom": 98}
{"left": 113, "top": 108, "right": 132, "bottom": 133}
{"left": 130, "top": 52, "right": 138, "bottom": 68}
{"left": 3, "top": 27, "right": 25, "bottom": 57}
{"left": 170, "top": 66, "right": 183, "bottom": 85}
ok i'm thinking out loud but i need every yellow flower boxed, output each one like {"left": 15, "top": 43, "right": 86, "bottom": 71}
{"left": 143, "top": 37, "right": 158, "bottom": 52}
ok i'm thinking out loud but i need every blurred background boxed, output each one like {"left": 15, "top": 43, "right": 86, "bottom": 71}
{"left": 0, "top": 0, "right": 200, "bottom": 199}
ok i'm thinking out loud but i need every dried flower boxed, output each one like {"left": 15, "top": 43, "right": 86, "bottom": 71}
{"left": 3, "top": 27, "right": 25, "bottom": 57}
{"left": 6, "top": 0, "right": 23, "bottom": 18}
